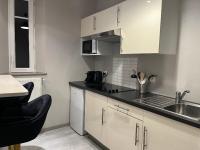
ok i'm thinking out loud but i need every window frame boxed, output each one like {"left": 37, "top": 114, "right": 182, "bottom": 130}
{"left": 8, "top": 0, "right": 36, "bottom": 73}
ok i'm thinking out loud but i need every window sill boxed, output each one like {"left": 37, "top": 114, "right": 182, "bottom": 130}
{"left": 8, "top": 72, "right": 47, "bottom": 77}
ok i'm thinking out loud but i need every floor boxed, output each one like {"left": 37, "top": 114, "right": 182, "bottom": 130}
{"left": 1, "top": 127, "right": 102, "bottom": 150}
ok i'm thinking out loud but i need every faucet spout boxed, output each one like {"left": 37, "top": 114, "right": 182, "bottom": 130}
{"left": 175, "top": 90, "right": 190, "bottom": 104}
{"left": 180, "top": 90, "right": 190, "bottom": 100}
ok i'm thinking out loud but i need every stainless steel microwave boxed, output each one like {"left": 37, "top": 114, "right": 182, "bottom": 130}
{"left": 82, "top": 39, "right": 97, "bottom": 54}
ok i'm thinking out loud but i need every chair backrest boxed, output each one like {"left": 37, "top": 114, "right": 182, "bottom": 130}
{"left": 19, "top": 82, "right": 34, "bottom": 104}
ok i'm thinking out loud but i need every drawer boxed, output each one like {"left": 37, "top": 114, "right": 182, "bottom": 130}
{"left": 108, "top": 98, "right": 144, "bottom": 121}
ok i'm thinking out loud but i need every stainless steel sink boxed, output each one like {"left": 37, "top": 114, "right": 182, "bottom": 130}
{"left": 164, "top": 102, "right": 200, "bottom": 121}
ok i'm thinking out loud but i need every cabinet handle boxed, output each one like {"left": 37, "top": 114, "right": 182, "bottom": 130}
{"left": 135, "top": 123, "right": 140, "bottom": 146}
{"left": 93, "top": 16, "right": 96, "bottom": 30}
{"left": 143, "top": 127, "right": 148, "bottom": 150}
{"left": 114, "top": 104, "right": 129, "bottom": 112}
{"left": 118, "top": 105, "right": 130, "bottom": 112}
{"left": 117, "top": 6, "right": 120, "bottom": 25}
{"left": 114, "top": 104, "right": 119, "bottom": 108}
{"left": 102, "top": 108, "right": 105, "bottom": 125}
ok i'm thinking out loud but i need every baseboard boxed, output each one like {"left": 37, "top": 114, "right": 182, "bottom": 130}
{"left": 41, "top": 123, "right": 69, "bottom": 133}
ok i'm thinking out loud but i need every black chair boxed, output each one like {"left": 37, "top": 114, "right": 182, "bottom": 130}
{"left": 0, "top": 82, "right": 34, "bottom": 107}
{"left": 0, "top": 95, "right": 52, "bottom": 150}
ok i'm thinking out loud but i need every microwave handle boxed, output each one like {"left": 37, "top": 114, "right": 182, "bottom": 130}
{"left": 92, "top": 40, "right": 97, "bottom": 54}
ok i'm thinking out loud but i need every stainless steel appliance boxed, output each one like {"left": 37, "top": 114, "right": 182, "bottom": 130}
{"left": 82, "top": 39, "right": 97, "bottom": 54}
{"left": 81, "top": 29, "right": 121, "bottom": 55}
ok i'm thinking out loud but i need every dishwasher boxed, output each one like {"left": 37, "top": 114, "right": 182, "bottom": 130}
{"left": 69, "top": 86, "right": 86, "bottom": 135}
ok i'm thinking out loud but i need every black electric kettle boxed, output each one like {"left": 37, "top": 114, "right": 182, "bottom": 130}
{"left": 85, "top": 71, "right": 106, "bottom": 85}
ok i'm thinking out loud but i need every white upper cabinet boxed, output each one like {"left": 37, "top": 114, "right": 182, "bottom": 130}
{"left": 119, "top": 0, "right": 162, "bottom": 54}
{"left": 81, "top": 15, "right": 95, "bottom": 37}
{"left": 81, "top": 5, "right": 119, "bottom": 37}
{"left": 81, "top": 0, "right": 179, "bottom": 54}
{"left": 95, "top": 5, "right": 119, "bottom": 34}
{"left": 119, "top": 0, "right": 179, "bottom": 54}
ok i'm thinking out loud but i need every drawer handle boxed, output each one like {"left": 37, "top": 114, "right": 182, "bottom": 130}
{"left": 117, "top": 6, "right": 120, "bottom": 25}
{"left": 118, "top": 105, "right": 130, "bottom": 112}
{"left": 143, "top": 127, "right": 148, "bottom": 150}
{"left": 114, "top": 104, "right": 130, "bottom": 112}
{"left": 102, "top": 108, "right": 105, "bottom": 125}
{"left": 135, "top": 123, "right": 140, "bottom": 146}
{"left": 93, "top": 16, "right": 96, "bottom": 30}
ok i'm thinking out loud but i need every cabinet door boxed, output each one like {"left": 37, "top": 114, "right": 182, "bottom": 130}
{"left": 143, "top": 111, "right": 200, "bottom": 150}
{"left": 120, "top": 0, "right": 162, "bottom": 54}
{"left": 81, "top": 15, "right": 95, "bottom": 37}
{"left": 95, "top": 5, "right": 118, "bottom": 34}
{"left": 106, "top": 106, "right": 143, "bottom": 150}
{"left": 85, "top": 91, "right": 107, "bottom": 145}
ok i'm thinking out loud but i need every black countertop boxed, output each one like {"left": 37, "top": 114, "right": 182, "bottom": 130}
{"left": 69, "top": 81, "right": 200, "bottom": 128}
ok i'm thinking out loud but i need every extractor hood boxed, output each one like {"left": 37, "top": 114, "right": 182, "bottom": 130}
{"left": 85, "top": 29, "right": 121, "bottom": 43}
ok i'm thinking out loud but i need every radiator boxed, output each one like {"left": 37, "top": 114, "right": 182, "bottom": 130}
{"left": 16, "top": 77, "right": 43, "bottom": 101}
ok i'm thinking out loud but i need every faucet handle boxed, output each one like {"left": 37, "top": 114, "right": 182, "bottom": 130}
{"left": 184, "top": 90, "right": 190, "bottom": 94}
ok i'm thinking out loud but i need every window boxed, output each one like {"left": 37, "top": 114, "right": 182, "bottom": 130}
{"left": 8, "top": 0, "right": 35, "bottom": 72}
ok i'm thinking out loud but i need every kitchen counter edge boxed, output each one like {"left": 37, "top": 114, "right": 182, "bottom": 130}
{"left": 69, "top": 81, "right": 200, "bottom": 129}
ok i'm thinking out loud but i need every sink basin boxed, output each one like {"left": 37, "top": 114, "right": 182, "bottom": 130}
{"left": 164, "top": 103, "right": 200, "bottom": 121}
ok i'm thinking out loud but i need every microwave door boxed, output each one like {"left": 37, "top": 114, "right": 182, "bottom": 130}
{"left": 82, "top": 41, "right": 92, "bottom": 54}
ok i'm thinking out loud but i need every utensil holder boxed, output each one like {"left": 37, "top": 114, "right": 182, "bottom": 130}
{"left": 137, "top": 82, "right": 149, "bottom": 94}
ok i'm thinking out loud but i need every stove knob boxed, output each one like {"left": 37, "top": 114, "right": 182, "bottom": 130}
{"left": 116, "top": 89, "right": 119, "bottom": 93}
{"left": 108, "top": 90, "right": 112, "bottom": 93}
{"left": 112, "top": 90, "right": 115, "bottom": 93}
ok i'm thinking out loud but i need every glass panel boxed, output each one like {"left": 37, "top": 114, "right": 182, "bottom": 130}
{"left": 15, "top": 0, "right": 28, "bottom": 18}
{"left": 15, "top": 18, "right": 30, "bottom": 68}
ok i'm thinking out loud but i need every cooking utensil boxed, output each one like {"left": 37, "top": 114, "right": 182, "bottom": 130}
{"left": 140, "top": 72, "right": 145, "bottom": 81}
{"left": 141, "top": 77, "right": 147, "bottom": 85}
{"left": 148, "top": 75, "right": 157, "bottom": 82}
{"left": 131, "top": 74, "right": 137, "bottom": 78}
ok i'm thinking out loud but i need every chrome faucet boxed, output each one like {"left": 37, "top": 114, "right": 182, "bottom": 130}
{"left": 175, "top": 90, "right": 190, "bottom": 104}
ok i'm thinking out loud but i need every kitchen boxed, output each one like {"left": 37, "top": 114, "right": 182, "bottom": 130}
{"left": 0, "top": 0, "right": 200, "bottom": 150}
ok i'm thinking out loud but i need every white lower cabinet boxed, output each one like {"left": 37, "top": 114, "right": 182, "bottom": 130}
{"left": 143, "top": 111, "right": 200, "bottom": 150}
{"left": 85, "top": 91, "right": 107, "bottom": 145}
{"left": 106, "top": 106, "right": 143, "bottom": 150}
{"left": 85, "top": 91, "right": 200, "bottom": 150}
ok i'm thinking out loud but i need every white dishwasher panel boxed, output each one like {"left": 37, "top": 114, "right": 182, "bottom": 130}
{"left": 70, "top": 86, "right": 85, "bottom": 135}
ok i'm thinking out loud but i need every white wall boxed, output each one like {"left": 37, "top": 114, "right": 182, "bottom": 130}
{"left": 94, "top": 0, "right": 200, "bottom": 103}
{"left": 137, "top": 54, "right": 178, "bottom": 97}
{"left": 0, "top": 0, "right": 96, "bottom": 128}
{"left": 139, "top": 0, "right": 200, "bottom": 103}
{"left": 176, "top": 0, "right": 200, "bottom": 103}
{"left": 35, "top": 0, "right": 95, "bottom": 128}
{"left": 95, "top": 55, "right": 138, "bottom": 89}
{"left": 0, "top": 0, "right": 9, "bottom": 73}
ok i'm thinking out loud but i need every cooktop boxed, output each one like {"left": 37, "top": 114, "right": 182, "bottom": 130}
{"left": 85, "top": 83, "right": 134, "bottom": 94}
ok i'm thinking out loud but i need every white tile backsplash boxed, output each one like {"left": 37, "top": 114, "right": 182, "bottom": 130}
{"left": 95, "top": 56, "right": 138, "bottom": 89}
